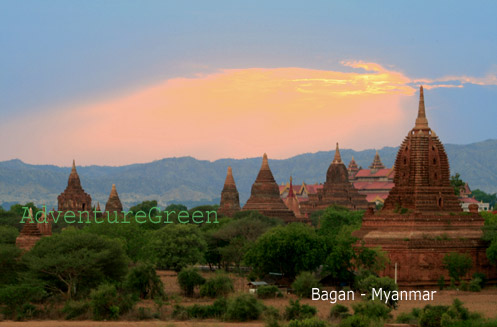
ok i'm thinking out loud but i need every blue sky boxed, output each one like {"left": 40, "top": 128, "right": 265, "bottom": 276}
{"left": 1, "top": 1, "right": 496, "bottom": 165}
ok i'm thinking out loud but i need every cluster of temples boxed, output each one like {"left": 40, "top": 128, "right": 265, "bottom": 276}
{"left": 15, "top": 160, "right": 124, "bottom": 250}
{"left": 219, "top": 145, "right": 370, "bottom": 221}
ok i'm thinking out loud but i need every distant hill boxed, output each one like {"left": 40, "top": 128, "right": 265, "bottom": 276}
{"left": 1, "top": 139, "right": 496, "bottom": 210}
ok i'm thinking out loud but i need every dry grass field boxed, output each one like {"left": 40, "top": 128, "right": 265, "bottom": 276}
{"left": 1, "top": 270, "right": 496, "bottom": 327}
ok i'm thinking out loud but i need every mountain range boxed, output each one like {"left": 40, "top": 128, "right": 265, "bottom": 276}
{"left": 1, "top": 139, "right": 496, "bottom": 210}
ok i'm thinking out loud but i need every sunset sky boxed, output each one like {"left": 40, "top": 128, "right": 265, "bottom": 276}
{"left": 1, "top": 1, "right": 496, "bottom": 166}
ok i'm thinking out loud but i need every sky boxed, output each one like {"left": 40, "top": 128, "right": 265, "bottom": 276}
{"left": 1, "top": 1, "right": 496, "bottom": 166}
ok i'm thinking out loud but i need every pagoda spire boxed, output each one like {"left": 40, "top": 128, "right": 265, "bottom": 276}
{"left": 369, "top": 150, "right": 385, "bottom": 170}
{"left": 333, "top": 143, "right": 342, "bottom": 164}
{"left": 288, "top": 176, "right": 295, "bottom": 197}
{"left": 262, "top": 153, "right": 269, "bottom": 170}
{"left": 224, "top": 166, "right": 236, "bottom": 186}
{"left": 415, "top": 86, "right": 429, "bottom": 129}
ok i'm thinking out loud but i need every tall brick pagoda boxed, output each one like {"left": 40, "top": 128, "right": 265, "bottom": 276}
{"left": 57, "top": 160, "right": 92, "bottom": 212}
{"left": 243, "top": 154, "right": 297, "bottom": 222}
{"left": 301, "top": 143, "right": 369, "bottom": 214}
{"left": 218, "top": 166, "right": 241, "bottom": 217}
{"left": 105, "top": 184, "right": 123, "bottom": 213}
{"left": 354, "top": 86, "right": 495, "bottom": 285}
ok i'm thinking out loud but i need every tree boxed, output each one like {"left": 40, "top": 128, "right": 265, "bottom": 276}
{"left": 292, "top": 272, "right": 321, "bottom": 298}
{"left": 450, "top": 173, "right": 465, "bottom": 196}
{"left": 177, "top": 266, "right": 206, "bottom": 297}
{"left": 244, "top": 223, "right": 326, "bottom": 278}
{"left": 0, "top": 244, "right": 23, "bottom": 285}
{"left": 124, "top": 262, "right": 165, "bottom": 299}
{"left": 23, "top": 228, "right": 128, "bottom": 299}
{"left": 318, "top": 205, "right": 363, "bottom": 238}
{"left": 211, "top": 211, "right": 281, "bottom": 269}
{"left": 471, "top": 189, "right": 497, "bottom": 209}
{"left": 84, "top": 220, "right": 148, "bottom": 262}
{"left": 443, "top": 252, "right": 473, "bottom": 284}
{"left": 143, "top": 224, "right": 207, "bottom": 271}
{"left": 0, "top": 225, "right": 19, "bottom": 244}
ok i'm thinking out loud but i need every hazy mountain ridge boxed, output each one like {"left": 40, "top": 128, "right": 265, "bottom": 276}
{"left": 1, "top": 140, "right": 496, "bottom": 209}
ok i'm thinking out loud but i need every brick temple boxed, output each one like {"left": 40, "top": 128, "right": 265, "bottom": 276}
{"left": 15, "top": 208, "right": 52, "bottom": 250}
{"left": 218, "top": 166, "right": 241, "bottom": 217}
{"left": 57, "top": 160, "right": 92, "bottom": 212}
{"left": 243, "top": 154, "right": 302, "bottom": 223}
{"left": 300, "top": 143, "right": 369, "bottom": 214}
{"left": 353, "top": 86, "right": 496, "bottom": 285}
{"left": 104, "top": 184, "right": 123, "bottom": 213}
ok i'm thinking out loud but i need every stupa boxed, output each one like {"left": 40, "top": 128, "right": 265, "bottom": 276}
{"left": 369, "top": 150, "right": 385, "bottom": 171}
{"left": 57, "top": 160, "right": 92, "bottom": 212}
{"left": 283, "top": 177, "right": 303, "bottom": 219}
{"left": 243, "top": 154, "right": 298, "bottom": 222}
{"left": 354, "top": 86, "right": 495, "bottom": 285}
{"left": 301, "top": 143, "right": 369, "bottom": 214}
{"left": 218, "top": 166, "right": 241, "bottom": 217}
{"left": 105, "top": 184, "right": 123, "bottom": 213}
{"left": 16, "top": 208, "right": 42, "bottom": 250}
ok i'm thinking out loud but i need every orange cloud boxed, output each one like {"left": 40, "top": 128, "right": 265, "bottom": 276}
{"left": 0, "top": 61, "right": 463, "bottom": 165}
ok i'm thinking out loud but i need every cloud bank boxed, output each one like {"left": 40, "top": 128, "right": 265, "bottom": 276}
{"left": 1, "top": 61, "right": 495, "bottom": 165}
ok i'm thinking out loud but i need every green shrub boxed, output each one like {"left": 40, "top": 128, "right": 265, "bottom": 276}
{"left": 329, "top": 304, "right": 350, "bottom": 320}
{"left": 257, "top": 285, "right": 282, "bottom": 299}
{"left": 0, "top": 225, "right": 18, "bottom": 244}
{"left": 443, "top": 252, "right": 473, "bottom": 283}
{"left": 0, "top": 283, "right": 45, "bottom": 320}
{"left": 89, "top": 283, "right": 135, "bottom": 320}
{"left": 459, "top": 281, "right": 469, "bottom": 291}
{"left": 137, "top": 307, "right": 153, "bottom": 320}
{"left": 339, "top": 315, "right": 372, "bottom": 327}
{"left": 396, "top": 311, "right": 418, "bottom": 324}
{"left": 177, "top": 267, "right": 205, "bottom": 297}
{"left": 171, "top": 305, "right": 189, "bottom": 320}
{"left": 124, "top": 262, "right": 165, "bottom": 299}
{"left": 438, "top": 275, "right": 445, "bottom": 290}
{"left": 356, "top": 275, "right": 398, "bottom": 308}
{"left": 185, "top": 298, "right": 228, "bottom": 319}
{"left": 291, "top": 271, "right": 321, "bottom": 298}
{"left": 288, "top": 317, "right": 329, "bottom": 327}
{"left": 225, "top": 293, "right": 264, "bottom": 321}
{"left": 468, "top": 278, "right": 482, "bottom": 292}
{"left": 284, "top": 299, "right": 317, "bottom": 320}
{"left": 263, "top": 305, "right": 281, "bottom": 324}
{"left": 62, "top": 300, "right": 90, "bottom": 320}
{"left": 472, "top": 272, "right": 487, "bottom": 288}
{"left": 352, "top": 300, "right": 391, "bottom": 320}
{"left": 199, "top": 273, "right": 234, "bottom": 298}
{"left": 419, "top": 305, "right": 449, "bottom": 327}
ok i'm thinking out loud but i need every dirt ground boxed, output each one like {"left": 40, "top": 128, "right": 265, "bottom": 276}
{"left": 1, "top": 270, "right": 496, "bottom": 327}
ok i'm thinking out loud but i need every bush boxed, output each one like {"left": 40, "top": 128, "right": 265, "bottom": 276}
{"left": 438, "top": 275, "right": 445, "bottom": 290}
{"left": 443, "top": 252, "right": 473, "bottom": 283}
{"left": 199, "top": 273, "right": 234, "bottom": 298}
{"left": 225, "top": 294, "right": 264, "bottom": 321}
{"left": 185, "top": 298, "right": 228, "bottom": 319}
{"left": 288, "top": 317, "right": 329, "bottom": 327}
{"left": 0, "top": 283, "right": 45, "bottom": 320}
{"left": 339, "top": 315, "right": 372, "bottom": 327}
{"left": 177, "top": 267, "right": 205, "bottom": 297}
{"left": 0, "top": 225, "right": 18, "bottom": 244}
{"left": 329, "top": 304, "right": 350, "bottom": 320}
{"left": 124, "top": 262, "right": 165, "bottom": 299}
{"left": 472, "top": 272, "right": 487, "bottom": 288}
{"left": 352, "top": 300, "right": 391, "bottom": 320}
{"left": 284, "top": 299, "right": 317, "bottom": 320}
{"left": 62, "top": 300, "right": 90, "bottom": 320}
{"left": 468, "top": 278, "right": 482, "bottom": 292}
{"left": 263, "top": 305, "right": 281, "bottom": 324}
{"left": 257, "top": 285, "right": 282, "bottom": 299}
{"left": 419, "top": 305, "right": 449, "bottom": 327}
{"left": 396, "top": 311, "right": 418, "bottom": 324}
{"left": 292, "top": 271, "right": 321, "bottom": 298}
{"left": 356, "top": 275, "right": 398, "bottom": 308}
{"left": 89, "top": 283, "right": 135, "bottom": 320}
